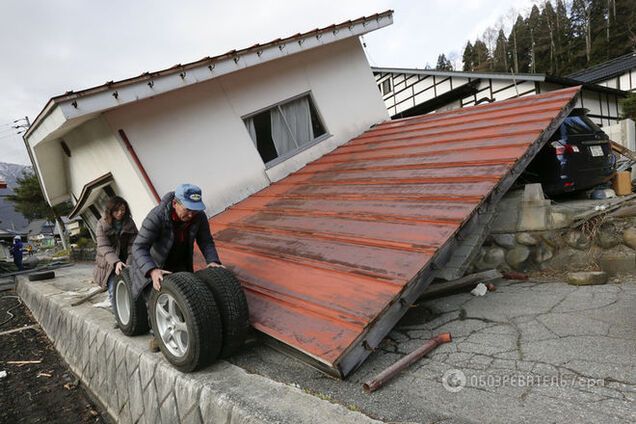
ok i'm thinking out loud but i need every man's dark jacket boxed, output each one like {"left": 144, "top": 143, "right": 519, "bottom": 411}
{"left": 130, "top": 191, "right": 220, "bottom": 299}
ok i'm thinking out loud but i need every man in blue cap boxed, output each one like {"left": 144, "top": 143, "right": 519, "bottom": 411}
{"left": 131, "top": 183, "right": 224, "bottom": 351}
{"left": 131, "top": 183, "right": 223, "bottom": 305}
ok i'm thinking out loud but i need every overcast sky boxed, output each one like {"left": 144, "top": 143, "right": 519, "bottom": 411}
{"left": 0, "top": 0, "right": 536, "bottom": 165}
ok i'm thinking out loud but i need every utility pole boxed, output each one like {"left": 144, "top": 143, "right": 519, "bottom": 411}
{"left": 12, "top": 116, "right": 30, "bottom": 134}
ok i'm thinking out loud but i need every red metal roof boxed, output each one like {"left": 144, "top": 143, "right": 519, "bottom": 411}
{"left": 198, "top": 87, "right": 581, "bottom": 377}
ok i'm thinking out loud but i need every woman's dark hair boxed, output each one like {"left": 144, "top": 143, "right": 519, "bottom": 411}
{"left": 103, "top": 196, "right": 130, "bottom": 225}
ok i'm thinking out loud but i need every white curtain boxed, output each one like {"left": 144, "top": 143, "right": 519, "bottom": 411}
{"left": 270, "top": 96, "right": 314, "bottom": 156}
{"left": 245, "top": 118, "right": 257, "bottom": 147}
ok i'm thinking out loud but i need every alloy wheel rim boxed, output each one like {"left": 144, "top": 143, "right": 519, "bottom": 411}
{"left": 115, "top": 279, "right": 131, "bottom": 325}
{"left": 155, "top": 293, "right": 189, "bottom": 358}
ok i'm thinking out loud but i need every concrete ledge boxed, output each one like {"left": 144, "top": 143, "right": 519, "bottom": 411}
{"left": 16, "top": 266, "right": 379, "bottom": 424}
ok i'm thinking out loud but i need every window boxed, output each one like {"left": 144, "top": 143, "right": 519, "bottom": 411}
{"left": 381, "top": 79, "right": 392, "bottom": 95}
{"left": 77, "top": 188, "right": 112, "bottom": 236}
{"left": 244, "top": 94, "right": 327, "bottom": 165}
{"left": 563, "top": 116, "right": 602, "bottom": 135}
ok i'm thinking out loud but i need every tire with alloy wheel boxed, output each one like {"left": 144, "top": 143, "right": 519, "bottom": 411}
{"left": 195, "top": 267, "right": 249, "bottom": 358}
{"left": 149, "top": 272, "right": 222, "bottom": 372}
{"left": 113, "top": 268, "right": 149, "bottom": 336}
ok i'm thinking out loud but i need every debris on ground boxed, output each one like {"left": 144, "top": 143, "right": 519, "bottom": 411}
{"left": 567, "top": 271, "right": 608, "bottom": 286}
{"left": 470, "top": 283, "right": 488, "bottom": 296}
{"left": 420, "top": 270, "right": 501, "bottom": 299}
{"left": 92, "top": 299, "right": 111, "bottom": 309}
{"left": 70, "top": 286, "right": 105, "bottom": 307}
{"left": 363, "top": 332, "right": 452, "bottom": 393}
{"left": 502, "top": 271, "right": 529, "bottom": 280}
{"left": 0, "top": 289, "right": 104, "bottom": 423}
{"left": 6, "top": 360, "right": 42, "bottom": 366}
{"left": 64, "top": 379, "right": 80, "bottom": 391}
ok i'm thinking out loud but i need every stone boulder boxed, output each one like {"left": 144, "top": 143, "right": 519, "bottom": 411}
{"left": 564, "top": 230, "right": 592, "bottom": 250}
{"left": 505, "top": 246, "right": 531, "bottom": 271}
{"left": 473, "top": 246, "right": 507, "bottom": 270}
{"left": 516, "top": 232, "right": 539, "bottom": 246}
{"left": 492, "top": 234, "right": 516, "bottom": 249}
{"left": 623, "top": 227, "right": 636, "bottom": 250}
{"left": 566, "top": 271, "right": 608, "bottom": 286}
{"left": 595, "top": 222, "right": 622, "bottom": 249}
{"left": 533, "top": 242, "right": 554, "bottom": 264}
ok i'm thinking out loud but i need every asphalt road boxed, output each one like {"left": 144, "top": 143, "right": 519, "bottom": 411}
{"left": 231, "top": 278, "right": 636, "bottom": 423}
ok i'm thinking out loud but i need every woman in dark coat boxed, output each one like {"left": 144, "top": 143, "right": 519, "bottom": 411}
{"left": 93, "top": 196, "right": 138, "bottom": 304}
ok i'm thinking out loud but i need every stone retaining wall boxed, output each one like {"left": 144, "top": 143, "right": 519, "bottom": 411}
{"left": 470, "top": 219, "right": 636, "bottom": 275}
{"left": 16, "top": 272, "right": 378, "bottom": 424}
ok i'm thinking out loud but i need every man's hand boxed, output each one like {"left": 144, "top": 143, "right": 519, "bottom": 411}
{"left": 115, "top": 261, "right": 126, "bottom": 275}
{"left": 150, "top": 268, "right": 172, "bottom": 291}
{"left": 206, "top": 262, "right": 225, "bottom": 269}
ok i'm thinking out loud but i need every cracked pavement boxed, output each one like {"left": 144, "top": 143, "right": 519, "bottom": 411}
{"left": 231, "top": 278, "right": 636, "bottom": 423}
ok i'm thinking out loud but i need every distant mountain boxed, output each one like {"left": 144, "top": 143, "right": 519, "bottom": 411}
{"left": 0, "top": 162, "right": 31, "bottom": 231}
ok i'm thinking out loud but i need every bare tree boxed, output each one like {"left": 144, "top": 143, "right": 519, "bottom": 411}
{"left": 483, "top": 27, "right": 498, "bottom": 55}
{"left": 447, "top": 51, "right": 460, "bottom": 71}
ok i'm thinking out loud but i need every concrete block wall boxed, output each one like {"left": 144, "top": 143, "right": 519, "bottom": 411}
{"left": 16, "top": 272, "right": 379, "bottom": 424}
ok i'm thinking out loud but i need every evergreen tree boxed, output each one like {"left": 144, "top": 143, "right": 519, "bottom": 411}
{"left": 609, "top": 0, "right": 636, "bottom": 58}
{"left": 589, "top": 0, "right": 610, "bottom": 64}
{"left": 436, "top": 53, "right": 454, "bottom": 71}
{"left": 527, "top": 5, "right": 542, "bottom": 73}
{"left": 6, "top": 171, "right": 72, "bottom": 236}
{"left": 472, "top": 39, "right": 491, "bottom": 71}
{"left": 508, "top": 14, "right": 531, "bottom": 73}
{"left": 570, "top": 0, "right": 592, "bottom": 70}
{"left": 571, "top": 0, "right": 594, "bottom": 66}
{"left": 555, "top": 0, "right": 574, "bottom": 74}
{"left": 462, "top": 41, "right": 474, "bottom": 71}
{"left": 621, "top": 93, "right": 636, "bottom": 120}
{"left": 493, "top": 29, "right": 509, "bottom": 72}
{"left": 458, "top": 0, "right": 636, "bottom": 77}
{"left": 539, "top": 1, "right": 559, "bottom": 74}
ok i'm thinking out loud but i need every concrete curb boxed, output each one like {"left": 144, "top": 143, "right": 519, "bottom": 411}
{"left": 16, "top": 271, "right": 381, "bottom": 424}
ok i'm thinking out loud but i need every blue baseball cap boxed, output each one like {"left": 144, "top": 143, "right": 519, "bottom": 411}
{"left": 174, "top": 183, "right": 206, "bottom": 211}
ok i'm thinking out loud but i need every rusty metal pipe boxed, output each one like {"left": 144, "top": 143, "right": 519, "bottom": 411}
{"left": 363, "top": 332, "right": 452, "bottom": 393}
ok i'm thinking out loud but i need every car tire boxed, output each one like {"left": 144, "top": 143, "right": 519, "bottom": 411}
{"left": 113, "top": 268, "right": 149, "bottom": 336}
{"left": 195, "top": 267, "right": 250, "bottom": 358}
{"left": 27, "top": 271, "right": 55, "bottom": 281}
{"left": 149, "top": 272, "right": 222, "bottom": 372}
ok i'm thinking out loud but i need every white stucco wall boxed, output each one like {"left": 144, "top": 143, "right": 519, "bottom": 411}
{"left": 104, "top": 37, "right": 388, "bottom": 217}
{"left": 62, "top": 117, "right": 156, "bottom": 226}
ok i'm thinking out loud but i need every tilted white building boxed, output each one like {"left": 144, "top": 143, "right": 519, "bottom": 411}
{"left": 24, "top": 12, "right": 392, "bottom": 232}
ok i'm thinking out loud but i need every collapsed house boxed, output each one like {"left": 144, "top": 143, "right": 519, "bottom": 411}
{"left": 24, "top": 12, "right": 393, "bottom": 228}
{"left": 25, "top": 11, "right": 587, "bottom": 376}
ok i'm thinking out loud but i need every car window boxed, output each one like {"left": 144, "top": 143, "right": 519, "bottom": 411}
{"left": 563, "top": 116, "right": 601, "bottom": 135}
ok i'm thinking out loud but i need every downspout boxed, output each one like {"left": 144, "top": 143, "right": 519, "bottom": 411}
{"left": 117, "top": 129, "right": 161, "bottom": 204}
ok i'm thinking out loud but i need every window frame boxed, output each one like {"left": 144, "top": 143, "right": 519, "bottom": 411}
{"left": 242, "top": 91, "right": 331, "bottom": 169}
{"left": 381, "top": 78, "right": 392, "bottom": 95}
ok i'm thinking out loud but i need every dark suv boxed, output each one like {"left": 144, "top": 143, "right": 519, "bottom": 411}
{"left": 521, "top": 109, "right": 615, "bottom": 196}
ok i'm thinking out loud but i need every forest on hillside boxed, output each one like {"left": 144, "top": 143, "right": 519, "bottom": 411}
{"left": 435, "top": 0, "right": 636, "bottom": 76}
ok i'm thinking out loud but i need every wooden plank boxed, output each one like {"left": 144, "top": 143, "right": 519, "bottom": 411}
{"left": 419, "top": 269, "right": 502, "bottom": 298}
